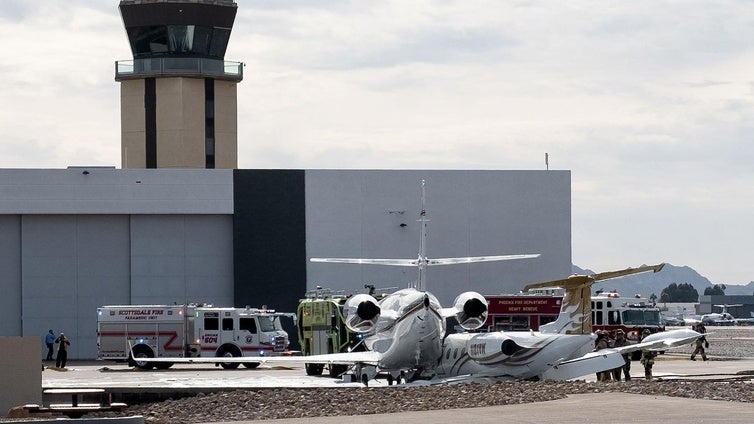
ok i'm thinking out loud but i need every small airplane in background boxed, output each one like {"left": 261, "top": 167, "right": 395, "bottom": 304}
{"left": 701, "top": 304, "right": 754, "bottom": 326}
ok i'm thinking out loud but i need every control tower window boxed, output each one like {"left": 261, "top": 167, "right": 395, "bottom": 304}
{"left": 209, "top": 28, "right": 231, "bottom": 57}
{"left": 128, "top": 26, "right": 168, "bottom": 56}
{"left": 168, "top": 25, "right": 194, "bottom": 53}
{"left": 127, "top": 25, "right": 231, "bottom": 59}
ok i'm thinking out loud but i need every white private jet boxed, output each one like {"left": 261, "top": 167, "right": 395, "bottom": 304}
{"left": 137, "top": 183, "right": 703, "bottom": 384}
{"left": 432, "top": 264, "right": 704, "bottom": 382}
{"left": 701, "top": 304, "right": 754, "bottom": 326}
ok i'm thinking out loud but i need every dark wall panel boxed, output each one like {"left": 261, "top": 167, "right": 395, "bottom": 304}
{"left": 233, "top": 170, "right": 306, "bottom": 346}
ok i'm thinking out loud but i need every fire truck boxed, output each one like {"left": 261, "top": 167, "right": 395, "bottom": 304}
{"left": 97, "top": 304, "right": 295, "bottom": 369}
{"left": 296, "top": 286, "right": 386, "bottom": 377}
{"left": 485, "top": 291, "right": 665, "bottom": 340}
{"left": 591, "top": 291, "right": 665, "bottom": 340}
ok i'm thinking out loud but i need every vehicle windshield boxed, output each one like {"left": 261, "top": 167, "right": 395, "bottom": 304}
{"left": 622, "top": 310, "right": 662, "bottom": 326}
{"left": 258, "top": 316, "right": 283, "bottom": 332}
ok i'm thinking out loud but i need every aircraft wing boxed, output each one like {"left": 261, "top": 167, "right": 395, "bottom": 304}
{"left": 540, "top": 350, "right": 627, "bottom": 381}
{"left": 140, "top": 350, "right": 382, "bottom": 366}
{"left": 615, "top": 329, "right": 704, "bottom": 354}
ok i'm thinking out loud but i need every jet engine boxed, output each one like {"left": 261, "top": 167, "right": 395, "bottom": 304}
{"left": 452, "top": 291, "right": 488, "bottom": 331}
{"left": 343, "top": 294, "right": 381, "bottom": 333}
{"left": 466, "top": 332, "right": 523, "bottom": 362}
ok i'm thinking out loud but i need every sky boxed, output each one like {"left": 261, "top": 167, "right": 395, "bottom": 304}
{"left": 1, "top": 1, "right": 753, "bottom": 284}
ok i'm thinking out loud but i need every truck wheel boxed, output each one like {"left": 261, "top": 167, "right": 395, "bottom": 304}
{"left": 243, "top": 362, "right": 260, "bottom": 369}
{"left": 131, "top": 346, "right": 155, "bottom": 370}
{"left": 155, "top": 362, "right": 173, "bottom": 370}
{"left": 217, "top": 346, "right": 241, "bottom": 369}
{"left": 305, "top": 363, "right": 324, "bottom": 375}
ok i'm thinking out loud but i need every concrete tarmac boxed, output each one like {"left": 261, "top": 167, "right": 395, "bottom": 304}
{"left": 207, "top": 392, "right": 754, "bottom": 424}
{"left": 41, "top": 355, "right": 754, "bottom": 423}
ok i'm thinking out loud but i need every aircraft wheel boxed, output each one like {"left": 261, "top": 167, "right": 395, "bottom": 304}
{"left": 329, "top": 364, "right": 347, "bottom": 378}
{"left": 305, "top": 363, "right": 324, "bottom": 375}
{"left": 361, "top": 373, "right": 369, "bottom": 386}
{"left": 387, "top": 374, "right": 394, "bottom": 385}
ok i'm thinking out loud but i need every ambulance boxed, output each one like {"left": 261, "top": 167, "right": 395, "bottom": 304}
{"left": 97, "top": 304, "right": 295, "bottom": 369}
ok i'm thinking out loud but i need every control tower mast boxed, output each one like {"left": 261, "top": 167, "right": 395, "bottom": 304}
{"left": 116, "top": 0, "right": 242, "bottom": 169}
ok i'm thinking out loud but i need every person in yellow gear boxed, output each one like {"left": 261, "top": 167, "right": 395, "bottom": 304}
{"left": 611, "top": 329, "right": 631, "bottom": 381}
{"left": 640, "top": 329, "right": 657, "bottom": 381}
{"left": 690, "top": 323, "right": 709, "bottom": 361}
{"left": 593, "top": 330, "right": 612, "bottom": 381}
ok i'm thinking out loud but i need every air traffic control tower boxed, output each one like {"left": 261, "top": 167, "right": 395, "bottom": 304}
{"left": 115, "top": 0, "right": 242, "bottom": 169}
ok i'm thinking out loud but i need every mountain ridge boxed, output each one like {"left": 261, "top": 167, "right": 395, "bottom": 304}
{"left": 572, "top": 263, "right": 754, "bottom": 298}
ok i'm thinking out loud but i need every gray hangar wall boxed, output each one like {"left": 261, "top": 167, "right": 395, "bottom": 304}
{"left": 303, "top": 170, "right": 572, "bottom": 306}
{"left": 0, "top": 169, "right": 235, "bottom": 359}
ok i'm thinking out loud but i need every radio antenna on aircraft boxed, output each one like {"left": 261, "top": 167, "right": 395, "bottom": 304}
{"left": 310, "top": 180, "right": 540, "bottom": 292}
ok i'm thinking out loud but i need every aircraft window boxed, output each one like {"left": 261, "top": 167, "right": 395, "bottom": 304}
{"left": 445, "top": 349, "right": 451, "bottom": 360}
{"left": 204, "top": 317, "right": 218, "bottom": 330}
{"left": 453, "top": 348, "right": 459, "bottom": 359}
{"left": 222, "top": 318, "right": 233, "bottom": 331}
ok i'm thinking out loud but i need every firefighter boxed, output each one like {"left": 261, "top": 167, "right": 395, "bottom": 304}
{"left": 55, "top": 333, "right": 71, "bottom": 369}
{"left": 593, "top": 330, "right": 611, "bottom": 381}
{"left": 611, "top": 329, "right": 631, "bottom": 381}
{"left": 640, "top": 329, "right": 657, "bottom": 381}
{"left": 690, "top": 323, "right": 709, "bottom": 361}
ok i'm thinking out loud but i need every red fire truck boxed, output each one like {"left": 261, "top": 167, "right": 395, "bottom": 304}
{"left": 485, "top": 291, "right": 665, "bottom": 341}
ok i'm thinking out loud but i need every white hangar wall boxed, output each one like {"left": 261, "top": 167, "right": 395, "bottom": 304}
{"left": 305, "top": 170, "right": 571, "bottom": 306}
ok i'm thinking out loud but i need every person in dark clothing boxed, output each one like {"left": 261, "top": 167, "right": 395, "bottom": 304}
{"left": 611, "top": 329, "right": 631, "bottom": 381}
{"left": 55, "top": 333, "right": 71, "bottom": 368}
{"left": 691, "top": 323, "right": 709, "bottom": 361}
{"left": 44, "top": 329, "right": 56, "bottom": 361}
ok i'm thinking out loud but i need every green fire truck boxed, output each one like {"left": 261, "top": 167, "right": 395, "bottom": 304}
{"left": 296, "top": 286, "right": 385, "bottom": 377}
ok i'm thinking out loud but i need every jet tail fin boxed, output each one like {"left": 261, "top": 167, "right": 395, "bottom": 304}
{"left": 523, "top": 264, "right": 665, "bottom": 335}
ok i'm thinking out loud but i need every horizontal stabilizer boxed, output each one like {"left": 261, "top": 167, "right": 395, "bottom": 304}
{"left": 311, "top": 254, "right": 539, "bottom": 267}
{"left": 523, "top": 263, "right": 665, "bottom": 292}
{"left": 311, "top": 258, "right": 418, "bottom": 266}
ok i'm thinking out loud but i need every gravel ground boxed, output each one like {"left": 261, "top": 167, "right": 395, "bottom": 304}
{"left": 88, "top": 327, "right": 754, "bottom": 423}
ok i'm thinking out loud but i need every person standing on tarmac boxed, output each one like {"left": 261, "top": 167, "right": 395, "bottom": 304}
{"left": 593, "top": 330, "right": 612, "bottom": 381}
{"left": 44, "top": 329, "right": 56, "bottom": 361}
{"left": 690, "top": 323, "right": 709, "bottom": 361}
{"left": 611, "top": 329, "right": 631, "bottom": 381}
{"left": 640, "top": 329, "right": 658, "bottom": 381}
{"left": 55, "top": 333, "right": 71, "bottom": 369}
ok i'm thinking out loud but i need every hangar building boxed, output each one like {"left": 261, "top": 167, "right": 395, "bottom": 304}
{"left": 0, "top": 168, "right": 570, "bottom": 359}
